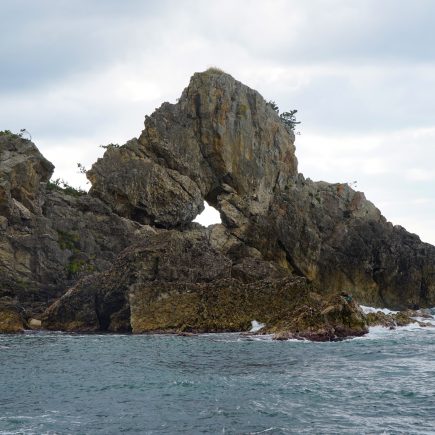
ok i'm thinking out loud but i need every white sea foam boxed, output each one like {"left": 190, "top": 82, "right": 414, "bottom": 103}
{"left": 412, "top": 316, "right": 435, "bottom": 326}
{"left": 350, "top": 304, "right": 435, "bottom": 340}
{"left": 360, "top": 305, "right": 398, "bottom": 315}
{"left": 250, "top": 320, "right": 265, "bottom": 332}
{"left": 238, "top": 334, "right": 274, "bottom": 342}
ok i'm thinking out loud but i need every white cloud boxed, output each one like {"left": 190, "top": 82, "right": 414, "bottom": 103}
{"left": 406, "top": 168, "right": 435, "bottom": 182}
{"left": 298, "top": 126, "right": 435, "bottom": 243}
{"left": 193, "top": 203, "right": 221, "bottom": 227}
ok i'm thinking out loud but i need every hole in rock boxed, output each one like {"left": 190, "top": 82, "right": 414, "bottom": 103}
{"left": 193, "top": 202, "right": 222, "bottom": 226}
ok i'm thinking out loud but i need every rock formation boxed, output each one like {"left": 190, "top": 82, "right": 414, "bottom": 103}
{"left": 0, "top": 297, "right": 26, "bottom": 333}
{"left": 0, "top": 133, "right": 140, "bottom": 318}
{"left": 2, "top": 69, "right": 435, "bottom": 339}
{"left": 42, "top": 226, "right": 368, "bottom": 341}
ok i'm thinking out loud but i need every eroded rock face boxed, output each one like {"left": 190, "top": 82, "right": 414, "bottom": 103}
{"left": 139, "top": 71, "right": 298, "bottom": 201}
{"left": 0, "top": 134, "right": 53, "bottom": 217}
{"left": 88, "top": 71, "right": 297, "bottom": 226}
{"left": 84, "top": 69, "right": 435, "bottom": 310}
{"left": 270, "top": 178, "right": 435, "bottom": 309}
{"left": 4, "top": 69, "right": 435, "bottom": 337}
{"left": 130, "top": 278, "right": 368, "bottom": 340}
{"left": 42, "top": 226, "right": 286, "bottom": 332}
{"left": 0, "top": 297, "right": 25, "bottom": 333}
{"left": 88, "top": 140, "right": 204, "bottom": 227}
{"left": 43, "top": 226, "right": 367, "bottom": 341}
{"left": 0, "top": 189, "right": 140, "bottom": 315}
{"left": 0, "top": 134, "right": 141, "bottom": 319}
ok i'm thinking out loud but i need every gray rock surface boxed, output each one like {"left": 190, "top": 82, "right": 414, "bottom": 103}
{"left": 85, "top": 69, "right": 435, "bottom": 310}
{"left": 0, "top": 296, "right": 25, "bottom": 333}
{"left": 0, "top": 133, "right": 53, "bottom": 217}
{"left": 43, "top": 226, "right": 368, "bottom": 341}
{"left": 0, "top": 133, "right": 140, "bottom": 317}
{"left": 88, "top": 140, "right": 204, "bottom": 227}
{"left": 2, "top": 69, "right": 435, "bottom": 336}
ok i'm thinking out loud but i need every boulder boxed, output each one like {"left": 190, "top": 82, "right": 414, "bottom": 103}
{"left": 87, "top": 140, "right": 204, "bottom": 227}
{"left": 28, "top": 318, "right": 42, "bottom": 329}
{"left": 0, "top": 298, "right": 25, "bottom": 333}
{"left": 365, "top": 309, "right": 433, "bottom": 328}
{"left": 366, "top": 311, "right": 397, "bottom": 328}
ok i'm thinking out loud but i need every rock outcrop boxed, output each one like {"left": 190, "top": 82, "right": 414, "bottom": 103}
{"left": 85, "top": 69, "right": 435, "bottom": 310}
{"left": 365, "top": 308, "right": 433, "bottom": 329}
{"left": 87, "top": 139, "right": 204, "bottom": 227}
{"left": 0, "top": 132, "right": 141, "bottom": 319}
{"left": 0, "top": 297, "right": 25, "bottom": 333}
{"left": 42, "top": 226, "right": 368, "bottom": 340}
{"left": 3, "top": 68, "right": 435, "bottom": 338}
{"left": 0, "top": 133, "right": 53, "bottom": 218}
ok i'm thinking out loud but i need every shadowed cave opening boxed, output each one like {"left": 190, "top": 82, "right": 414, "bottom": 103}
{"left": 193, "top": 201, "right": 222, "bottom": 226}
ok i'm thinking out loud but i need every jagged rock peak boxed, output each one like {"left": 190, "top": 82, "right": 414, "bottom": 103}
{"left": 87, "top": 69, "right": 298, "bottom": 227}
{"left": 0, "top": 133, "right": 54, "bottom": 216}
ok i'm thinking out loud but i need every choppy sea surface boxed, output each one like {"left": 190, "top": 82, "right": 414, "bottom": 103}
{"left": 1, "top": 323, "right": 435, "bottom": 434}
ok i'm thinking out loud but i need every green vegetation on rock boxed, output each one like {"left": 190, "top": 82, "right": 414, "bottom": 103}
{"left": 47, "top": 178, "right": 86, "bottom": 197}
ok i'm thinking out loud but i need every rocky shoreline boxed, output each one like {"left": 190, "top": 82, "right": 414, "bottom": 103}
{"left": 2, "top": 297, "right": 433, "bottom": 341}
{"left": 1, "top": 69, "right": 435, "bottom": 341}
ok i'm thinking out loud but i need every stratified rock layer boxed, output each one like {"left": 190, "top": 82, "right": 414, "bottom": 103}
{"left": 2, "top": 69, "right": 435, "bottom": 338}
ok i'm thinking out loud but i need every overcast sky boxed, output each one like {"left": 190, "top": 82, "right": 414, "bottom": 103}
{"left": 1, "top": 0, "right": 435, "bottom": 243}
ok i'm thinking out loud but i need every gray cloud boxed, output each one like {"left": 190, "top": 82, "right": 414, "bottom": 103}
{"left": 257, "top": 64, "right": 435, "bottom": 134}
{"left": 1, "top": 0, "right": 435, "bottom": 242}
{"left": 0, "top": 0, "right": 174, "bottom": 92}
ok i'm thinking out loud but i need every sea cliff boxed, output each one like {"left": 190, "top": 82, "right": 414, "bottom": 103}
{"left": 1, "top": 69, "right": 435, "bottom": 339}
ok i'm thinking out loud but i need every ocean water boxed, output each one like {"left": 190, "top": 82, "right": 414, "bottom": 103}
{"left": 1, "top": 326, "right": 435, "bottom": 434}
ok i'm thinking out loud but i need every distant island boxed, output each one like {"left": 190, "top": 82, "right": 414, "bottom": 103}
{"left": 1, "top": 68, "right": 434, "bottom": 340}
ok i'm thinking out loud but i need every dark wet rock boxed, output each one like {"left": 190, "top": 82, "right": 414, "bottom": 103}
{"left": 43, "top": 227, "right": 368, "bottom": 341}
{"left": 365, "top": 309, "right": 434, "bottom": 328}
{"left": 268, "top": 293, "right": 368, "bottom": 341}
{"left": 272, "top": 331, "right": 293, "bottom": 341}
{"left": 393, "top": 311, "right": 415, "bottom": 327}
{"left": 0, "top": 297, "right": 25, "bottom": 333}
{"left": 366, "top": 311, "right": 397, "bottom": 328}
